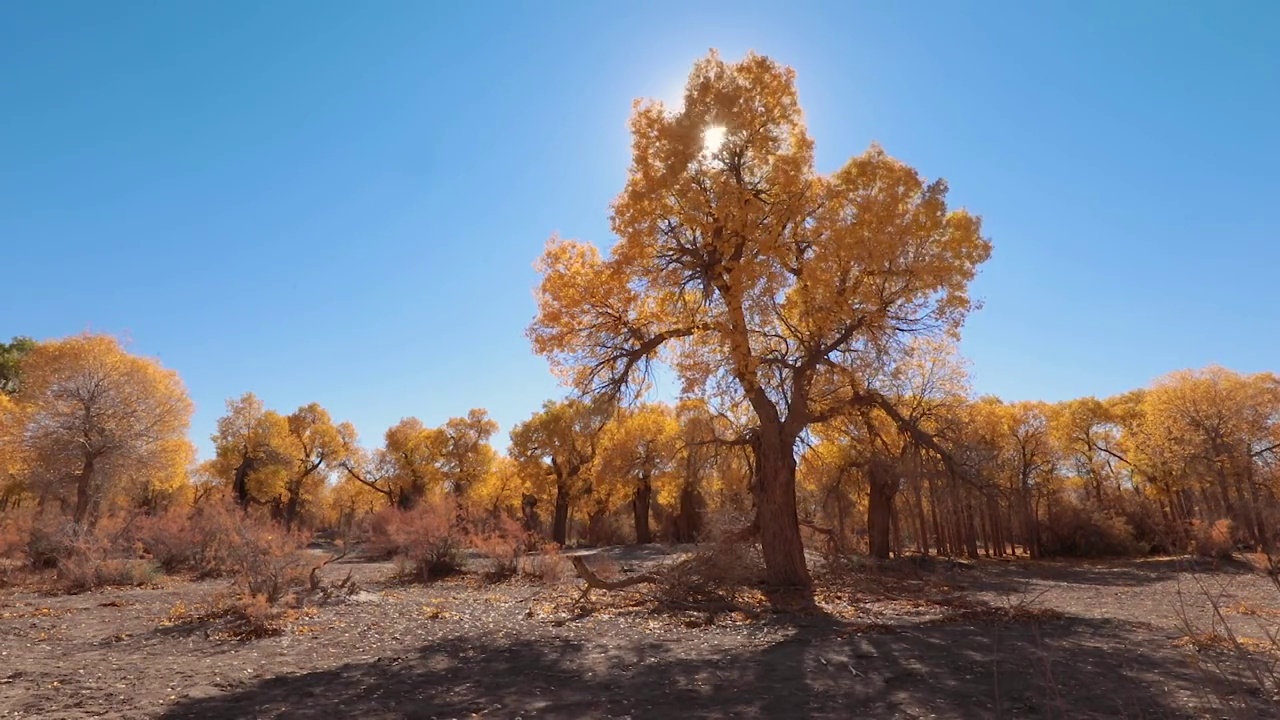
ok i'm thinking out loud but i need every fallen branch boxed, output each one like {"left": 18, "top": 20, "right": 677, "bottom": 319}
{"left": 569, "top": 556, "right": 660, "bottom": 603}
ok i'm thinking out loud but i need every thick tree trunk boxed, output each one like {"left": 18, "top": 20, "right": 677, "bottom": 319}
{"left": 73, "top": 453, "right": 97, "bottom": 527}
{"left": 867, "top": 459, "right": 897, "bottom": 561}
{"left": 284, "top": 483, "right": 301, "bottom": 531}
{"left": 521, "top": 493, "right": 540, "bottom": 536}
{"left": 963, "top": 498, "right": 981, "bottom": 558}
{"left": 674, "top": 480, "right": 703, "bottom": 543}
{"left": 913, "top": 485, "right": 930, "bottom": 556}
{"left": 552, "top": 484, "right": 571, "bottom": 546}
{"left": 233, "top": 456, "right": 255, "bottom": 510}
{"left": 753, "top": 428, "right": 811, "bottom": 588}
{"left": 633, "top": 474, "right": 653, "bottom": 544}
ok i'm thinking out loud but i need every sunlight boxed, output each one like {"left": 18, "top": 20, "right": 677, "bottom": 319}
{"left": 702, "top": 125, "right": 727, "bottom": 156}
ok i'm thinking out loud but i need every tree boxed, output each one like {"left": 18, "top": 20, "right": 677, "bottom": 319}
{"left": 528, "top": 51, "right": 990, "bottom": 587}
{"left": 0, "top": 336, "right": 35, "bottom": 395}
{"left": 378, "top": 417, "right": 445, "bottom": 508}
{"left": 595, "top": 402, "right": 680, "bottom": 543}
{"left": 1135, "top": 368, "right": 1280, "bottom": 546}
{"left": 509, "top": 398, "right": 611, "bottom": 545}
{"left": 15, "top": 334, "right": 193, "bottom": 527}
{"left": 1052, "top": 397, "right": 1125, "bottom": 505}
{"left": 468, "top": 455, "right": 525, "bottom": 518}
{"left": 210, "top": 393, "right": 291, "bottom": 510}
{"left": 439, "top": 409, "right": 499, "bottom": 499}
{"left": 0, "top": 393, "right": 26, "bottom": 511}
{"left": 278, "top": 403, "right": 347, "bottom": 530}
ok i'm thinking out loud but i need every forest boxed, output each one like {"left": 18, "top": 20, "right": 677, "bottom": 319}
{"left": 3, "top": 51, "right": 1279, "bottom": 719}
{"left": 3, "top": 333, "right": 1276, "bottom": 579}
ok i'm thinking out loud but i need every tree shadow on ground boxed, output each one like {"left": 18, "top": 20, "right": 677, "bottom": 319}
{"left": 944, "top": 556, "right": 1264, "bottom": 594}
{"left": 160, "top": 613, "right": 1266, "bottom": 720}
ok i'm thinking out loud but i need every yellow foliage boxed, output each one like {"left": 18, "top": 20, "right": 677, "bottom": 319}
{"left": 13, "top": 333, "right": 194, "bottom": 525}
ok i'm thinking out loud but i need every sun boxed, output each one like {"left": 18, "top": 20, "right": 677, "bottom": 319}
{"left": 702, "top": 125, "right": 727, "bottom": 156}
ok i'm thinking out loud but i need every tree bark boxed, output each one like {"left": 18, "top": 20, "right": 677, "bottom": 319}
{"left": 753, "top": 427, "right": 811, "bottom": 588}
{"left": 552, "top": 484, "right": 571, "bottom": 546}
{"left": 633, "top": 474, "right": 653, "bottom": 544}
{"left": 73, "top": 452, "right": 97, "bottom": 527}
{"left": 233, "top": 456, "right": 255, "bottom": 510}
{"left": 674, "top": 480, "right": 703, "bottom": 543}
{"left": 867, "top": 458, "right": 897, "bottom": 561}
{"left": 284, "top": 483, "right": 301, "bottom": 531}
{"left": 521, "top": 493, "right": 540, "bottom": 536}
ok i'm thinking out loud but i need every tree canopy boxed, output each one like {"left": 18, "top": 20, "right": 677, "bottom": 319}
{"left": 529, "top": 51, "right": 991, "bottom": 587}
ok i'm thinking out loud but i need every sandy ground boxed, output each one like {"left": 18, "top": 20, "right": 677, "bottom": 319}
{"left": 2, "top": 548, "right": 1279, "bottom": 719}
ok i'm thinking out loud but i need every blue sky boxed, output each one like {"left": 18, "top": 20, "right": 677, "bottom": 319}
{"left": 2, "top": 1, "right": 1277, "bottom": 457}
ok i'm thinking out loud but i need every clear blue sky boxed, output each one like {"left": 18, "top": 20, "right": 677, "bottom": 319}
{"left": 2, "top": 1, "right": 1277, "bottom": 458}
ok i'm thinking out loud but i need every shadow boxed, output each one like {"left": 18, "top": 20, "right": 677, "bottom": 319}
{"left": 159, "top": 613, "right": 1262, "bottom": 719}
{"left": 941, "top": 556, "right": 1262, "bottom": 595}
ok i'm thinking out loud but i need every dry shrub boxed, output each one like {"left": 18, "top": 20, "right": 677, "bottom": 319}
{"left": 222, "top": 520, "right": 313, "bottom": 605}
{"left": 520, "top": 542, "right": 569, "bottom": 583}
{"left": 59, "top": 556, "right": 160, "bottom": 594}
{"left": 1040, "top": 498, "right": 1145, "bottom": 557}
{"left": 582, "top": 509, "right": 630, "bottom": 547}
{"left": 0, "top": 512, "right": 31, "bottom": 561}
{"left": 25, "top": 518, "right": 75, "bottom": 570}
{"left": 132, "top": 508, "right": 201, "bottom": 573}
{"left": 656, "top": 541, "right": 764, "bottom": 607}
{"left": 164, "top": 595, "right": 318, "bottom": 641}
{"left": 27, "top": 517, "right": 160, "bottom": 593}
{"left": 1192, "top": 519, "right": 1236, "bottom": 560}
{"left": 132, "top": 501, "right": 241, "bottom": 576}
{"left": 208, "top": 520, "right": 318, "bottom": 638}
{"left": 472, "top": 518, "right": 527, "bottom": 583}
{"left": 473, "top": 527, "right": 522, "bottom": 584}
{"left": 369, "top": 499, "right": 465, "bottom": 582}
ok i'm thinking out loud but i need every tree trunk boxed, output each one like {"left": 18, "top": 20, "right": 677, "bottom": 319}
{"left": 867, "top": 458, "right": 897, "bottom": 561}
{"left": 552, "top": 484, "right": 571, "bottom": 546}
{"left": 521, "top": 493, "right": 540, "bottom": 536}
{"left": 674, "top": 480, "right": 703, "bottom": 543}
{"left": 633, "top": 474, "right": 653, "bottom": 544}
{"left": 913, "top": 484, "right": 930, "bottom": 556}
{"left": 284, "top": 484, "right": 301, "bottom": 531}
{"left": 233, "top": 456, "right": 255, "bottom": 510}
{"left": 753, "top": 427, "right": 811, "bottom": 588}
{"left": 963, "top": 498, "right": 981, "bottom": 559}
{"left": 73, "top": 453, "right": 97, "bottom": 527}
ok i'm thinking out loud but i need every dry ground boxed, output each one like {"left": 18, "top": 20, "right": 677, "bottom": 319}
{"left": 3, "top": 548, "right": 1279, "bottom": 719}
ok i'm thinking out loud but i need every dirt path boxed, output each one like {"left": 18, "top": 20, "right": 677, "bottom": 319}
{"left": 1, "top": 555, "right": 1277, "bottom": 719}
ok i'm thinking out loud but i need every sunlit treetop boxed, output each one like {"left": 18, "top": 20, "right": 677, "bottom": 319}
{"left": 530, "top": 50, "right": 991, "bottom": 439}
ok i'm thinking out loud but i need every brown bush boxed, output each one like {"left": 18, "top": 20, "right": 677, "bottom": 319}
{"left": 368, "top": 499, "right": 465, "bottom": 582}
{"left": 1040, "top": 498, "right": 1146, "bottom": 558}
{"left": 132, "top": 508, "right": 201, "bottom": 573}
{"left": 58, "top": 556, "right": 160, "bottom": 594}
{"left": 28, "top": 516, "right": 161, "bottom": 593}
{"left": 471, "top": 515, "right": 528, "bottom": 582}
{"left": 520, "top": 542, "right": 569, "bottom": 583}
{"left": 132, "top": 501, "right": 242, "bottom": 576}
{"left": 1192, "top": 518, "right": 1235, "bottom": 560}
{"left": 25, "top": 518, "right": 76, "bottom": 570}
{"left": 0, "top": 511, "right": 31, "bottom": 561}
{"left": 221, "top": 520, "right": 314, "bottom": 605}
{"left": 656, "top": 541, "right": 764, "bottom": 607}
{"left": 582, "top": 509, "right": 630, "bottom": 547}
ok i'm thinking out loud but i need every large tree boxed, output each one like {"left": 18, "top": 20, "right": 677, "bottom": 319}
{"left": 0, "top": 336, "right": 35, "bottom": 395}
{"left": 528, "top": 51, "right": 990, "bottom": 586}
{"left": 210, "top": 392, "right": 291, "bottom": 510}
{"left": 595, "top": 402, "right": 680, "bottom": 543}
{"left": 16, "top": 334, "right": 193, "bottom": 526}
{"left": 439, "top": 409, "right": 499, "bottom": 499}
{"left": 509, "top": 398, "right": 611, "bottom": 545}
